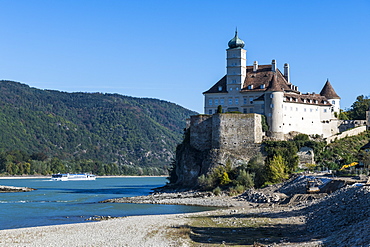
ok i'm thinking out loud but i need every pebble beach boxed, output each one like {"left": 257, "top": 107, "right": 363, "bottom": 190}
{"left": 0, "top": 213, "right": 190, "bottom": 247}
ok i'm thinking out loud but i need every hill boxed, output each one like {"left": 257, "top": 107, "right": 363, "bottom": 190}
{"left": 0, "top": 80, "right": 197, "bottom": 175}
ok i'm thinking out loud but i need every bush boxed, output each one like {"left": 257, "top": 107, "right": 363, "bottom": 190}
{"left": 198, "top": 174, "right": 215, "bottom": 190}
{"left": 235, "top": 169, "right": 254, "bottom": 189}
{"left": 213, "top": 186, "right": 222, "bottom": 196}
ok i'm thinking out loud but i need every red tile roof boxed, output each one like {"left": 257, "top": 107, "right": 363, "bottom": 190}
{"left": 203, "top": 76, "right": 227, "bottom": 94}
{"left": 320, "top": 80, "right": 340, "bottom": 99}
{"left": 203, "top": 64, "right": 339, "bottom": 107}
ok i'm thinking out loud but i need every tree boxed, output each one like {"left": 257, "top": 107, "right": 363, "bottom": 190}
{"left": 347, "top": 95, "right": 370, "bottom": 120}
{"left": 217, "top": 105, "right": 223, "bottom": 114}
{"left": 267, "top": 155, "right": 288, "bottom": 183}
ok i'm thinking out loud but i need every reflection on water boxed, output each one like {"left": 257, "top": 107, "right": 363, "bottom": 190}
{"left": 0, "top": 177, "right": 211, "bottom": 230}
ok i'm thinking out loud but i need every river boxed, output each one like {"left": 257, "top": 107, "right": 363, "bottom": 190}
{"left": 0, "top": 177, "right": 209, "bottom": 230}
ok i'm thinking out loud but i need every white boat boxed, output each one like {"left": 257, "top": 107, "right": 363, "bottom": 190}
{"left": 51, "top": 173, "right": 96, "bottom": 181}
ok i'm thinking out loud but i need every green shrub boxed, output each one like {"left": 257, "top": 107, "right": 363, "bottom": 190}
{"left": 213, "top": 186, "right": 222, "bottom": 196}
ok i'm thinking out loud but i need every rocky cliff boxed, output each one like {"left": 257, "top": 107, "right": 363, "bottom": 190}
{"left": 169, "top": 116, "right": 263, "bottom": 189}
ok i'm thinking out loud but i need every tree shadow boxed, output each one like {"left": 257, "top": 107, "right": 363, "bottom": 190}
{"left": 172, "top": 206, "right": 320, "bottom": 246}
{"left": 174, "top": 222, "right": 314, "bottom": 246}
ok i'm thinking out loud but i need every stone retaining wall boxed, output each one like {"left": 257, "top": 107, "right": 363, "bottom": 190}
{"left": 326, "top": 126, "right": 367, "bottom": 143}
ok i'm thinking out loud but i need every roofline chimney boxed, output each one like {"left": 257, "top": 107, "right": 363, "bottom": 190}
{"left": 284, "top": 63, "right": 290, "bottom": 83}
{"left": 271, "top": 59, "right": 276, "bottom": 72}
{"left": 253, "top": 61, "right": 258, "bottom": 72}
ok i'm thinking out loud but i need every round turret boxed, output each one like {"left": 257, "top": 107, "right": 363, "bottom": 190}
{"left": 228, "top": 31, "right": 245, "bottom": 49}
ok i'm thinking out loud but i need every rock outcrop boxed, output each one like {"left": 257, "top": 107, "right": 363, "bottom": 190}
{"left": 0, "top": 185, "right": 35, "bottom": 192}
{"left": 169, "top": 127, "right": 262, "bottom": 189}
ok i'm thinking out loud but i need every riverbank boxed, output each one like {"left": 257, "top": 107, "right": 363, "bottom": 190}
{"left": 0, "top": 202, "right": 323, "bottom": 247}
{"left": 0, "top": 212, "right": 190, "bottom": 247}
{"left": 1, "top": 175, "right": 369, "bottom": 246}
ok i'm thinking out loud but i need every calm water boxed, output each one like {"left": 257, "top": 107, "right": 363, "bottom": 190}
{"left": 0, "top": 177, "right": 210, "bottom": 230}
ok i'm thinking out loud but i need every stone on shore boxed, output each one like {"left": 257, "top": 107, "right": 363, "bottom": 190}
{"left": 0, "top": 185, "right": 35, "bottom": 193}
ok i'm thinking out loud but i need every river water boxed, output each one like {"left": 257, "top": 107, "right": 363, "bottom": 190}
{"left": 0, "top": 177, "right": 209, "bottom": 230}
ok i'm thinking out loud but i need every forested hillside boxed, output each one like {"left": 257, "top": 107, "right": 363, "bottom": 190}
{"left": 0, "top": 80, "right": 197, "bottom": 175}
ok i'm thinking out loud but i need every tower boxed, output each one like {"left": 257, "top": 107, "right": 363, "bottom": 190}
{"left": 320, "top": 79, "right": 341, "bottom": 115}
{"left": 226, "top": 31, "right": 246, "bottom": 93}
{"left": 266, "top": 74, "right": 284, "bottom": 139}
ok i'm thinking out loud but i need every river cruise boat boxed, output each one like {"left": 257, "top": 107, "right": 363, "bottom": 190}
{"left": 51, "top": 173, "right": 96, "bottom": 181}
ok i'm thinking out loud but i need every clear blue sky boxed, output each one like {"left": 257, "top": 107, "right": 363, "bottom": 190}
{"left": 0, "top": 0, "right": 369, "bottom": 113}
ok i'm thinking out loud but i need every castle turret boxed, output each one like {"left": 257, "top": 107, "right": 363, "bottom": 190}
{"left": 320, "top": 79, "right": 340, "bottom": 115}
{"left": 266, "top": 74, "right": 284, "bottom": 140}
{"left": 226, "top": 30, "right": 246, "bottom": 92}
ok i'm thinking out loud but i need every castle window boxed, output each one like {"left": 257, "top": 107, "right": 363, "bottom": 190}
{"left": 236, "top": 87, "right": 239, "bottom": 91}
{"left": 243, "top": 108, "right": 247, "bottom": 113}
{"left": 229, "top": 99, "right": 233, "bottom": 105}
{"left": 247, "top": 85, "right": 253, "bottom": 90}
{"left": 235, "top": 98, "right": 239, "bottom": 105}
{"left": 249, "top": 97, "right": 254, "bottom": 104}
{"left": 209, "top": 99, "right": 213, "bottom": 106}
{"left": 232, "top": 80, "right": 236, "bottom": 83}
{"left": 260, "top": 84, "right": 265, "bottom": 89}
{"left": 243, "top": 98, "right": 247, "bottom": 104}
{"left": 218, "top": 86, "right": 222, "bottom": 91}
{"left": 230, "top": 87, "right": 233, "bottom": 91}
{"left": 304, "top": 108, "right": 306, "bottom": 112}
{"left": 324, "top": 109, "right": 327, "bottom": 113}
{"left": 270, "top": 94, "right": 274, "bottom": 98}
{"left": 270, "top": 104, "right": 274, "bottom": 108}
{"left": 310, "top": 108, "right": 313, "bottom": 112}
{"left": 249, "top": 108, "right": 254, "bottom": 113}
{"left": 332, "top": 100, "right": 335, "bottom": 104}
{"left": 296, "top": 107, "right": 298, "bottom": 111}
{"left": 215, "top": 99, "right": 219, "bottom": 105}
{"left": 220, "top": 99, "right": 224, "bottom": 105}
{"left": 209, "top": 109, "right": 212, "bottom": 114}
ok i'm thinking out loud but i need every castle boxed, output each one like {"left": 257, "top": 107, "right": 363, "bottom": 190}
{"left": 203, "top": 31, "right": 342, "bottom": 140}
{"left": 172, "top": 32, "right": 368, "bottom": 188}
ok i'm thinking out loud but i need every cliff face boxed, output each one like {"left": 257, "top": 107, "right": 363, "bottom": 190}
{"left": 171, "top": 113, "right": 263, "bottom": 189}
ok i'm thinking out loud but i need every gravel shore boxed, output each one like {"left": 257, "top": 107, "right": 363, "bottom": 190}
{"left": 0, "top": 213, "right": 190, "bottom": 247}
{"left": 2, "top": 175, "right": 369, "bottom": 246}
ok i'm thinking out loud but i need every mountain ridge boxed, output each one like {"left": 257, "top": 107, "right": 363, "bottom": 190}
{"left": 0, "top": 80, "right": 197, "bottom": 173}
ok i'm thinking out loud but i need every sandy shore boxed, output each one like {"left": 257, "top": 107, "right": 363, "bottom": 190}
{"left": 0, "top": 213, "right": 190, "bottom": 247}
{"left": 0, "top": 204, "right": 324, "bottom": 247}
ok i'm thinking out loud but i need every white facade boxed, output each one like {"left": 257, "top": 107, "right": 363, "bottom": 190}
{"left": 203, "top": 32, "right": 341, "bottom": 139}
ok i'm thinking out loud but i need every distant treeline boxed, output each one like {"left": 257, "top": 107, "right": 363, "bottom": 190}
{"left": 0, "top": 150, "right": 168, "bottom": 176}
